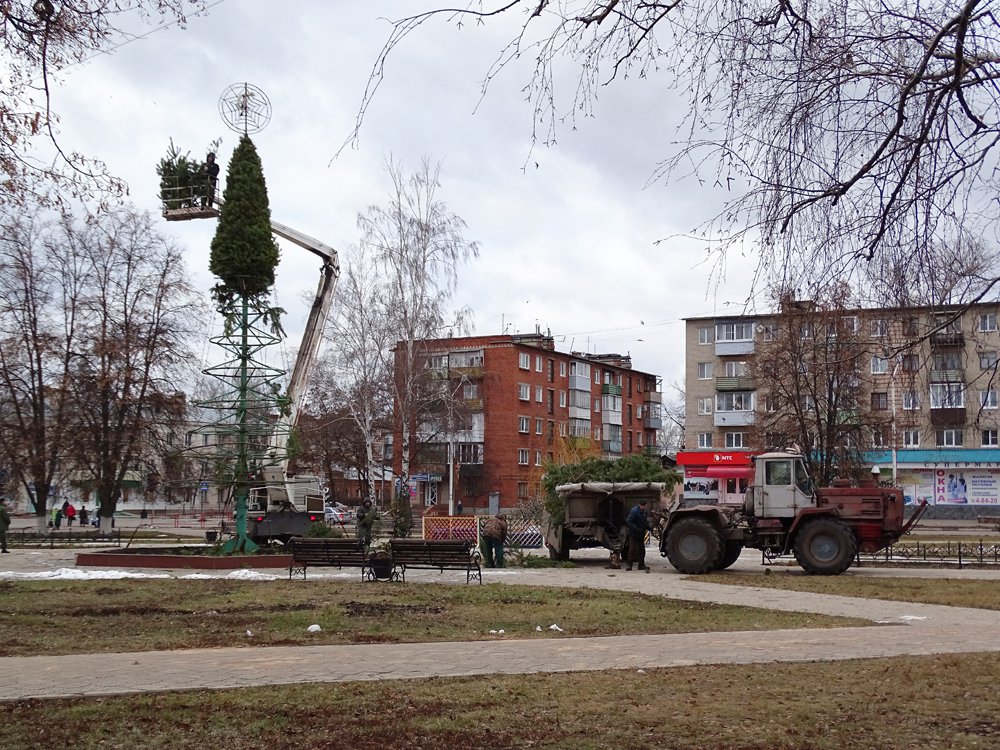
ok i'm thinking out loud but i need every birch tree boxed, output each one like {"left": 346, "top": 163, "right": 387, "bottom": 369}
{"left": 359, "top": 158, "right": 479, "bottom": 520}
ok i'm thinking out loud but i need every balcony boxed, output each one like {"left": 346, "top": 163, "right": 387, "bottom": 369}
{"left": 715, "top": 376, "right": 755, "bottom": 391}
{"left": 602, "top": 411, "right": 623, "bottom": 426}
{"left": 449, "top": 366, "right": 484, "bottom": 379}
{"left": 714, "top": 410, "right": 754, "bottom": 427}
{"left": 602, "top": 384, "right": 623, "bottom": 396}
{"left": 715, "top": 340, "right": 755, "bottom": 356}
{"left": 602, "top": 440, "right": 623, "bottom": 455}
{"left": 930, "top": 331, "right": 964, "bottom": 347}
{"left": 644, "top": 445, "right": 660, "bottom": 457}
{"left": 568, "top": 405, "right": 590, "bottom": 420}
{"left": 929, "top": 369, "right": 965, "bottom": 382}
{"left": 643, "top": 390, "right": 662, "bottom": 404}
{"left": 643, "top": 416, "right": 662, "bottom": 430}
{"left": 568, "top": 374, "right": 591, "bottom": 391}
{"left": 930, "top": 407, "right": 966, "bottom": 426}
{"left": 463, "top": 398, "right": 483, "bottom": 411}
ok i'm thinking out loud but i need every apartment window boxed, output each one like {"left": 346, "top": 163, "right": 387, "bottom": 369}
{"left": 903, "top": 430, "right": 920, "bottom": 448}
{"left": 900, "top": 353, "right": 920, "bottom": 372}
{"left": 518, "top": 352, "right": 530, "bottom": 370}
{"left": 518, "top": 449, "right": 529, "bottom": 465}
{"left": 871, "top": 392, "right": 889, "bottom": 411}
{"left": 535, "top": 418, "right": 543, "bottom": 434}
{"left": 697, "top": 397, "right": 712, "bottom": 415}
{"left": 930, "top": 383, "right": 965, "bottom": 409}
{"left": 697, "top": 432, "right": 713, "bottom": 448}
{"left": 716, "top": 321, "right": 754, "bottom": 341}
{"left": 594, "top": 398, "right": 601, "bottom": 413}
{"left": 936, "top": 429, "right": 964, "bottom": 447}
{"left": 725, "top": 432, "right": 746, "bottom": 448}
{"left": 535, "top": 355, "right": 543, "bottom": 372}
{"left": 983, "top": 390, "right": 999, "bottom": 409}
{"left": 872, "top": 430, "right": 885, "bottom": 447}
{"left": 202, "top": 433, "right": 210, "bottom": 446}
{"left": 762, "top": 323, "right": 777, "bottom": 342}
{"left": 185, "top": 432, "right": 193, "bottom": 447}
{"left": 698, "top": 326, "right": 713, "bottom": 345}
{"left": 517, "top": 482, "right": 529, "bottom": 499}
{"left": 697, "top": 362, "right": 714, "bottom": 379}
{"left": 535, "top": 385, "right": 543, "bottom": 403}
{"left": 723, "top": 360, "right": 748, "bottom": 377}
{"left": 981, "top": 351, "right": 998, "bottom": 369}
{"left": 518, "top": 416, "right": 529, "bottom": 433}
{"left": 463, "top": 383, "right": 480, "bottom": 399}
{"left": 801, "top": 394, "right": 816, "bottom": 410}
{"left": 842, "top": 315, "right": 859, "bottom": 334}
{"left": 983, "top": 430, "right": 1000, "bottom": 447}
{"left": 518, "top": 383, "right": 530, "bottom": 401}
{"left": 594, "top": 369, "right": 601, "bottom": 384}
{"left": 799, "top": 321, "right": 814, "bottom": 340}
{"left": 763, "top": 394, "right": 780, "bottom": 412}
{"left": 902, "top": 317, "right": 919, "bottom": 336}
{"left": 559, "top": 391, "right": 567, "bottom": 408}
{"left": 871, "top": 318, "right": 889, "bottom": 337}
{"left": 560, "top": 361, "right": 567, "bottom": 377}
{"left": 535, "top": 450, "right": 543, "bottom": 466}
{"left": 716, "top": 391, "right": 754, "bottom": 412}
{"left": 871, "top": 356, "right": 889, "bottom": 374}
{"left": 980, "top": 313, "right": 998, "bottom": 332}
{"left": 902, "top": 391, "right": 920, "bottom": 410}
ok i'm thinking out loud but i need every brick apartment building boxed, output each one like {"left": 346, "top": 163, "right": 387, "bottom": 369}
{"left": 391, "top": 331, "right": 663, "bottom": 513}
{"left": 683, "top": 301, "right": 1000, "bottom": 516}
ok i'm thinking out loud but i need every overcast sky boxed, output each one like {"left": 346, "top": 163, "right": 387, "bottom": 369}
{"left": 52, "top": 1, "right": 760, "bottom": 396}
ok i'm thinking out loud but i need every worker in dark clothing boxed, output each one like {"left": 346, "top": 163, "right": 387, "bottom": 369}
{"left": 202, "top": 152, "right": 220, "bottom": 208}
{"left": 624, "top": 499, "right": 652, "bottom": 572}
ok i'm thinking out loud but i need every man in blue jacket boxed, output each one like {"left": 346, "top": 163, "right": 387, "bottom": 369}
{"left": 624, "top": 499, "right": 652, "bottom": 572}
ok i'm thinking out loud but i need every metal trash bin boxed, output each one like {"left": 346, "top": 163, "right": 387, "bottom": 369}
{"left": 205, "top": 530, "right": 218, "bottom": 543}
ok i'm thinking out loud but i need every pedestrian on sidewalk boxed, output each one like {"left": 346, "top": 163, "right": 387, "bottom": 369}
{"left": 0, "top": 496, "right": 10, "bottom": 552}
{"left": 482, "top": 514, "right": 508, "bottom": 568}
{"left": 357, "top": 499, "right": 375, "bottom": 549}
{"left": 65, "top": 502, "right": 76, "bottom": 527}
{"left": 624, "top": 499, "right": 652, "bottom": 572}
{"left": 78, "top": 504, "right": 89, "bottom": 527}
{"left": 53, "top": 506, "right": 63, "bottom": 530}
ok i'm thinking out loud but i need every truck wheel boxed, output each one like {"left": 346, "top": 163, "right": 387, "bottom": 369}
{"left": 793, "top": 518, "right": 857, "bottom": 575}
{"left": 665, "top": 517, "right": 724, "bottom": 574}
{"left": 548, "top": 531, "right": 572, "bottom": 561}
{"left": 715, "top": 541, "right": 743, "bottom": 571}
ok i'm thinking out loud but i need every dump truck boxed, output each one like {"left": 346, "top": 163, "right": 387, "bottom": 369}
{"left": 658, "top": 450, "right": 926, "bottom": 575}
{"left": 544, "top": 482, "right": 667, "bottom": 561}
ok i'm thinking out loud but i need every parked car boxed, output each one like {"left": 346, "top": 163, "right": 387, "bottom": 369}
{"left": 324, "top": 505, "right": 347, "bottom": 525}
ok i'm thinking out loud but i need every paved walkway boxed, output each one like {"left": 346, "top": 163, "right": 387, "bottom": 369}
{"left": 2, "top": 547, "right": 1000, "bottom": 701}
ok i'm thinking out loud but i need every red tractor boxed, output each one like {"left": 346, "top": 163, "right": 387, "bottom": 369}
{"left": 659, "top": 451, "right": 926, "bottom": 575}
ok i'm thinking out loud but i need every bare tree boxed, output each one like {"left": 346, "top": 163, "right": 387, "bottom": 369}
{"left": 750, "top": 286, "right": 893, "bottom": 484}
{"left": 0, "top": 208, "right": 82, "bottom": 530}
{"left": 307, "top": 246, "right": 394, "bottom": 505}
{"left": 62, "top": 207, "right": 203, "bottom": 531}
{"left": 1, "top": 1, "right": 203, "bottom": 201}
{"left": 359, "top": 158, "right": 479, "bottom": 518}
{"left": 357, "top": 2, "right": 1000, "bottom": 306}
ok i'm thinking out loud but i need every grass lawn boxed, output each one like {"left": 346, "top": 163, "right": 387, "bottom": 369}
{"left": 0, "top": 579, "right": 865, "bottom": 657}
{"left": 2, "top": 653, "right": 998, "bottom": 749}
{"left": 696, "top": 571, "right": 1000, "bottom": 610}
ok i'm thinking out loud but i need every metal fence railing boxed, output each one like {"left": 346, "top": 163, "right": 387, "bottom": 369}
{"left": 860, "top": 540, "right": 1000, "bottom": 567}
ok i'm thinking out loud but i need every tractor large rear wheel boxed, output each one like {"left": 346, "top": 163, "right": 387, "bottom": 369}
{"left": 793, "top": 518, "right": 857, "bottom": 575}
{"left": 665, "top": 517, "right": 724, "bottom": 574}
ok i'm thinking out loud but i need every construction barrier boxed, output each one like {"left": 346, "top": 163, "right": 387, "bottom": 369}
{"left": 421, "top": 515, "right": 543, "bottom": 548}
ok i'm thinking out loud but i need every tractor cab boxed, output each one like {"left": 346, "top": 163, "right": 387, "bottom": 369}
{"left": 746, "top": 452, "right": 814, "bottom": 518}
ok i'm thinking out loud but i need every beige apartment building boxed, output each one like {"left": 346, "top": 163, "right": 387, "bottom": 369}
{"left": 683, "top": 302, "right": 1000, "bottom": 517}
